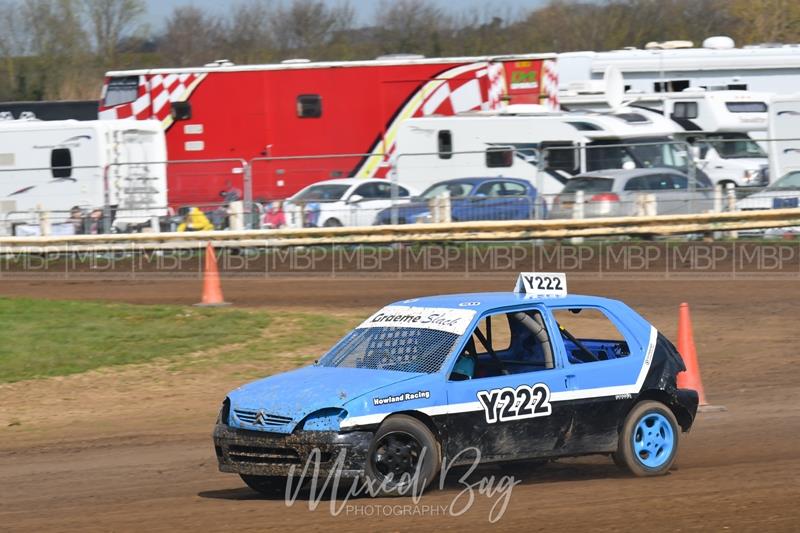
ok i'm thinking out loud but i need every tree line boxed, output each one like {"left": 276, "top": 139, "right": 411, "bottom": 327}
{"left": 1, "top": 0, "right": 798, "bottom": 102}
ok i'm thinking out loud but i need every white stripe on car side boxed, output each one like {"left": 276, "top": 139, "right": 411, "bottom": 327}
{"left": 340, "top": 326, "right": 658, "bottom": 429}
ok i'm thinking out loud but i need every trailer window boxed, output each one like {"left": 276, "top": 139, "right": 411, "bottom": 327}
{"left": 103, "top": 76, "right": 139, "bottom": 107}
{"left": 297, "top": 94, "right": 322, "bottom": 118}
{"left": 725, "top": 102, "right": 767, "bottom": 113}
{"left": 171, "top": 101, "right": 191, "bottom": 121}
{"left": 51, "top": 148, "right": 72, "bottom": 179}
{"left": 438, "top": 130, "right": 453, "bottom": 159}
{"left": 654, "top": 80, "right": 689, "bottom": 93}
{"left": 672, "top": 102, "right": 698, "bottom": 119}
{"left": 486, "top": 147, "right": 513, "bottom": 168}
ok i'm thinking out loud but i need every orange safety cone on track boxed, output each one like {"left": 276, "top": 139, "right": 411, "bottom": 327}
{"left": 676, "top": 302, "right": 723, "bottom": 412}
{"left": 196, "top": 242, "right": 230, "bottom": 307}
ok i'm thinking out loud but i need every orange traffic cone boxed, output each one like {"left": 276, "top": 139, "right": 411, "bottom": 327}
{"left": 676, "top": 303, "right": 723, "bottom": 412}
{"left": 196, "top": 242, "right": 229, "bottom": 307}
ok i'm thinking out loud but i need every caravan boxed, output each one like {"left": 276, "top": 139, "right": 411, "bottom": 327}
{"left": 393, "top": 107, "right": 688, "bottom": 198}
{"left": 0, "top": 118, "right": 167, "bottom": 235}
{"left": 560, "top": 89, "right": 770, "bottom": 188}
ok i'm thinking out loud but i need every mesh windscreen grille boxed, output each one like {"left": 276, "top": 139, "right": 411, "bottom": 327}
{"left": 317, "top": 327, "right": 460, "bottom": 374}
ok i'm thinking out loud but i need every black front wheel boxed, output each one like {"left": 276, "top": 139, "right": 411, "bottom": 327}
{"left": 365, "top": 415, "right": 440, "bottom": 497}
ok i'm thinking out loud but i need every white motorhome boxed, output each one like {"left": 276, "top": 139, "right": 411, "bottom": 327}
{"left": 394, "top": 106, "right": 688, "bottom": 196}
{"left": 766, "top": 93, "right": 800, "bottom": 180}
{"left": 560, "top": 89, "right": 770, "bottom": 187}
{"left": 0, "top": 118, "right": 167, "bottom": 235}
{"left": 558, "top": 37, "right": 800, "bottom": 95}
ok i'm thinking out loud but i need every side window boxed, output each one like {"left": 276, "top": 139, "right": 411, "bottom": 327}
{"left": 450, "top": 310, "right": 555, "bottom": 381}
{"left": 296, "top": 94, "right": 322, "bottom": 118}
{"left": 624, "top": 177, "right": 647, "bottom": 191}
{"left": 475, "top": 181, "right": 504, "bottom": 196}
{"left": 645, "top": 174, "right": 673, "bottom": 190}
{"left": 51, "top": 148, "right": 72, "bottom": 179}
{"left": 171, "top": 101, "right": 191, "bottom": 121}
{"left": 672, "top": 101, "right": 698, "bottom": 119}
{"left": 397, "top": 186, "right": 410, "bottom": 197}
{"left": 438, "top": 130, "right": 453, "bottom": 159}
{"left": 486, "top": 146, "right": 513, "bottom": 168}
{"left": 352, "top": 183, "right": 378, "bottom": 198}
{"left": 372, "top": 182, "right": 393, "bottom": 198}
{"left": 669, "top": 174, "right": 688, "bottom": 189}
{"left": 552, "top": 308, "right": 629, "bottom": 364}
{"left": 501, "top": 181, "right": 527, "bottom": 196}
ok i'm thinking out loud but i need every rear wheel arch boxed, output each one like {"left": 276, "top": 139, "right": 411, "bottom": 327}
{"left": 632, "top": 389, "right": 693, "bottom": 432}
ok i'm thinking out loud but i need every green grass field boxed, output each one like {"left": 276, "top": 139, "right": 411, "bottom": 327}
{"left": 0, "top": 298, "right": 357, "bottom": 383}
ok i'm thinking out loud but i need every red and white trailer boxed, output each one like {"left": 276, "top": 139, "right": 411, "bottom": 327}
{"left": 99, "top": 54, "right": 557, "bottom": 206}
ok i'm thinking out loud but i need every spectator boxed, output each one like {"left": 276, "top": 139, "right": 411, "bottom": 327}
{"left": 68, "top": 206, "right": 85, "bottom": 234}
{"left": 177, "top": 207, "right": 215, "bottom": 232}
{"left": 88, "top": 209, "right": 105, "bottom": 234}
{"left": 262, "top": 201, "right": 286, "bottom": 229}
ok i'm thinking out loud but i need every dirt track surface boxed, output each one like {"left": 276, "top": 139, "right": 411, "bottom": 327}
{"left": 1, "top": 277, "right": 799, "bottom": 531}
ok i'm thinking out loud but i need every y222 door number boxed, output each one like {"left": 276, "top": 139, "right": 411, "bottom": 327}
{"left": 477, "top": 383, "right": 552, "bottom": 424}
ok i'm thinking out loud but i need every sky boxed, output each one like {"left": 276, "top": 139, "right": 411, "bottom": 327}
{"left": 144, "top": 0, "right": 550, "bottom": 29}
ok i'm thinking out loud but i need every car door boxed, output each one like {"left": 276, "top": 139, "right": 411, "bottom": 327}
{"left": 547, "top": 305, "right": 649, "bottom": 453}
{"left": 464, "top": 181, "right": 513, "bottom": 221}
{"left": 444, "top": 307, "right": 575, "bottom": 462}
{"left": 349, "top": 182, "right": 409, "bottom": 226}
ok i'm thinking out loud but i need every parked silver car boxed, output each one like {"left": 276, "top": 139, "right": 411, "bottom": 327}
{"left": 549, "top": 168, "right": 715, "bottom": 219}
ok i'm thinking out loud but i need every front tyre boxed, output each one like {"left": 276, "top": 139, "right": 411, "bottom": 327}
{"left": 614, "top": 401, "right": 679, "bottom": 477}
{"left": 365, "top": 415, "right": 440, "bottom": 497}
{"left": 240, "top": 474, "right": 286, "bottom": 496}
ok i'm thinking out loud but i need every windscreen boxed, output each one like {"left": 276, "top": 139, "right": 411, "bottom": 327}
{"left": 768, "top": 171, "right": 800, "bottom": 190}
{"left": 103, "top": 76, "right": 139, "bottom": 107}
{"left": 562, "top": 177, "right": 614, "bottom": 193}
{"left": 705, "top": 133, "right": 766, "bottom": 159}
{"left": 316, "top": 305, "right": 475, "bottom": 374}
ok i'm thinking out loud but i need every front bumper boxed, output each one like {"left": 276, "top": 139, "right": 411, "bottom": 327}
{"left": 213, "top": 424, "right": 372, "bottom": 478}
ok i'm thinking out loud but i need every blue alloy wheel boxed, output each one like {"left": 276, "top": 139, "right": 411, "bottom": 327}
{"left": 632, "top": 412, "right": 675, "bottom": 468}
{"left": 614, "top": 400, "right": 680, "bottom": 476}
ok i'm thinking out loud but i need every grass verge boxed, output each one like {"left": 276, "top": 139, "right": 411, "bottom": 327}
{"left": 0, "top": 298, "right": 357, "bottom": 383}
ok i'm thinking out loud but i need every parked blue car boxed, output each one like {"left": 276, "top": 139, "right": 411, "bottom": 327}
{"left": 374, "top": 177, "right": 538, "bottom": 224}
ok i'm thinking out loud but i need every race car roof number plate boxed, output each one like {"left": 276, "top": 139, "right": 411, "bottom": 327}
{"left": 357, "top": 306, "right": 476, "bottom": 334}
{"left": 514, "top": 272, "right": 568, "bottom": 298}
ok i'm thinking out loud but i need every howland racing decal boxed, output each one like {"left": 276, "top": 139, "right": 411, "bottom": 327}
{"left": 477, "top": 383, "right": 552, "bottom": 424}
{"left": 357, "top": 306, "right": 476, "bottom": 334}
{"left": 373, "top": 390, "right": 431, "bottom": 406}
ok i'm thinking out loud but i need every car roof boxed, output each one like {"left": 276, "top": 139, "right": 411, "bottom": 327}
{"left": 304, "top": 178, "right": 383, "bottom": 186}
{"left": 426, "top": 177, "right": 530, "bottom": 187}
{"left": 389, "top": 292, "right": 619, "bottom": 312}
{"left": 574, "top": 168, "right": 685, "bottom": 179}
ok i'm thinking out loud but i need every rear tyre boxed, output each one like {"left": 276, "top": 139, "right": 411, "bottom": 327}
{"left": 323, "top": 218, "right": 343, "bottom": 227}
{"left": 240, "top": 474, "right": 286, "bottom": 496}
{"left": 365, "top": 415, "right": 440, "bottom": 497}
{"left": 614, "top": 401, "right": 679, "bottom": 477}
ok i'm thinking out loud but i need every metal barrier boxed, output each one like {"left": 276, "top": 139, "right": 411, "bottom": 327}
{"left": 2, "top": 137, "right": 799, "bottom": 238}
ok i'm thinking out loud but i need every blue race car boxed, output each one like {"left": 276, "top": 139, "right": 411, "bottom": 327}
{"left": 373, "top": 177, "right": 538, "bottom": 224}
{"left": 213, "top": 274, "right": 698, "bottom": 496}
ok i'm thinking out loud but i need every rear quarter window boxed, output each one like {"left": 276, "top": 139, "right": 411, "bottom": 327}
{"left": 562, "top": 178, "right": 614, "bottom": 193}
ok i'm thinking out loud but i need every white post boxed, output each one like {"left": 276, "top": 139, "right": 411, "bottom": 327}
{"left": 150, "top": 215, "right": 160, "bottom": 233}
{"left": 635, "top": 193, "right": 646, "bottom": 217}
{"left": 38, "top": 204, "right": 51, "bottom": 236}
{"left": 713, "top": 184, "right": 724, "bottom": 240}
{"left": 645, "top": 193, "right": 657, "bottom": 216}
{"left": 228, "top": 200, "right": 244, "bottom": 231}
{"left": 726, "top": 183, "right": 738, "bottom": 240}
{"left": 571, "top": 189, "right": 584, "bottom": 244}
